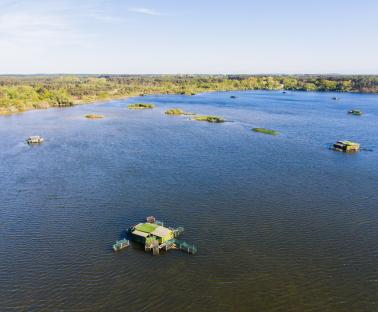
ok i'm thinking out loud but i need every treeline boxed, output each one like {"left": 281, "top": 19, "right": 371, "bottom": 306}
{"left": 0, "top": 75, "right": 377, "bottom": 114}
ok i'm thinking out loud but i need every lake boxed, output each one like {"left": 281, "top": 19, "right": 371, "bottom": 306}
{"left": 1, "top": 91, "right": 378, "bottom": 312}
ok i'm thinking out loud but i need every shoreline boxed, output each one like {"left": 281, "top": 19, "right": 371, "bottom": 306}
{"left": 0, "top": 90, "right": 216, "bottom": 116}
{"left": 0, "top": 88, "right": 376, "bottom": 117}
{"left": 0, "top": 94, "right": 132, "bottom": 116}
{"left": 1, "top": 75, "right": 377, "bottom": 116}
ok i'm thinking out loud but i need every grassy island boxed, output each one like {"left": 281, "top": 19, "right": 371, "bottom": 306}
{"left": 252, "top": 128, "right": 279, "bottom": 135}
{"left": 194, "top": 115, "right": 225, "bottom": 123}
{"left": 85, "top": 114, "right": 104, "bottom": 119}
{"left": 128, "top": 103, "right": 155, "bottom": 110}
{"left": 165, "top": 108, "right": 194, "bottom": 116}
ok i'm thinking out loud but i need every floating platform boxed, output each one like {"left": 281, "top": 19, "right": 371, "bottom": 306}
{"left": 113, "top": 238, "right": 129, "bottom": 251}
{"left": 169, "top": 239, "right": 197, "bottom": 254}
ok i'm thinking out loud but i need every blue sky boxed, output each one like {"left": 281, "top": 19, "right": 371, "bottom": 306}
{"left": 0, "top": 0, "right": 377, "bottom": 74}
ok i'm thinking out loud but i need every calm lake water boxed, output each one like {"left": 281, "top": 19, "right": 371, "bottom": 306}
{"left": 1, "top": 91, "right": 378, "bottom": 312}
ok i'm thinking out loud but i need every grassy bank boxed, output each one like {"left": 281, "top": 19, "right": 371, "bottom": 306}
{"left": 0, "top": 75, "right": 377, "bottom": 115}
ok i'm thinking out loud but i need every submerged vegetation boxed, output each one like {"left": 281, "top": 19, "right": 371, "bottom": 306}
{"left": 252, "top": 128, "right": 279, "bottom": 135}
{"left": 165, "top": 108, "right": 194, "bottom": 116}
{"left": 0, "top": 75, "right": 378, "bottom": 114}
{"left": 194, "top": 115, "right": 225, "bottom": 123}
{"left": 128, "top": 103, "right": 155, "bottom": 110}
{"left": 85, "top": 114, "right": 104, "bottom": 119}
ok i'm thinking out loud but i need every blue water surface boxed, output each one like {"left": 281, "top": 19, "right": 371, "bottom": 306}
{"left": 0, "top": 91, "right": 377, "bottom": 312}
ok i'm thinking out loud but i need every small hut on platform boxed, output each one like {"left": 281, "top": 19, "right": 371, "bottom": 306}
{"left": 26, "top": 136, "right": 44, "bottom": 144}
{"left": 128, "top": 217, "right": 197, "bottom": 255}
{"left": 333, "top": 141, "right": 360, "bottom": 152}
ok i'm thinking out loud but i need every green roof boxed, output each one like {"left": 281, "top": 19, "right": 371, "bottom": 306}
{"left": 339, "top": 141, "right": 360, "bottom": 147}
{"left": 135, "top": 223, "right": 159, "bottom": 233}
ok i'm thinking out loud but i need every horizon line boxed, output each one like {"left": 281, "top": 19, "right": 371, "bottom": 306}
{"left": 0, "top": 73, "right": 377, "bottom": 76}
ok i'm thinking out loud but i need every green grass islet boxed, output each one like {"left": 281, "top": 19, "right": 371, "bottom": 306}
{"left": 85, "top": 114, "right": 104, "bottom": 119}
{"left": 165, "top": 108, "right": 195, "bottom": 116}
{"left": 252, "top": 128, "right": 279, "bottom": 135}
{"left": 194, "top": 115, "right": 225, "bottom": 123}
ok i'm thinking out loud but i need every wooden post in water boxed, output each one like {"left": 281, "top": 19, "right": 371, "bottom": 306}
{"left": 153, "top": 245, "right": 159, "bottom": 256}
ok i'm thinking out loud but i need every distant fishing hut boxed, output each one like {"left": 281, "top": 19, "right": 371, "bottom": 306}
{"left": 113, "top": 239, "right": 129, "bottom": 252}
{"left": 348, "top": 110, "right": 363, "bottom": 116}
{"left": 333, "top": 141, "right": 360, "bottom": 152}
{"left": 129, "top": 217, "right": 196, "bottom": 255}
{"left": 131, "top": 223, "right": 174, "bottom": 245}
{"left": 26, "top": 136, "right": 44, "bottom": 144}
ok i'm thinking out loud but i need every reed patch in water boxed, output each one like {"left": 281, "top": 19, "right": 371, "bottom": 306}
{"left": 85, "top": 114, "right": 104, "bottom": 119}
{"left": 128, "top": 103, "right": 155, "bottom": 110}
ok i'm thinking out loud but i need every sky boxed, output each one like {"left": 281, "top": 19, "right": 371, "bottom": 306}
{"left": 0, "top": 0, "right": 377, "bottom": 74}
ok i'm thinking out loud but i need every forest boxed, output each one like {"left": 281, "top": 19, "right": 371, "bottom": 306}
{"left": 1, "top": 75, "right": 377, "bottom": 114}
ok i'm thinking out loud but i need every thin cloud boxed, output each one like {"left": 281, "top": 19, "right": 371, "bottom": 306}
{"left": 0, "top": 0, "right": 120, "bottom": 47}
{"left": 0, "top": 0, "right": 19, "bottom": 10}
{"left": 0, "top": 12, "right": 68, "bottom": 38}
{"left": 84, "top": 12, "right": 125, "bottom": 24}
{"left": 128, "top": 7, "right": 165, "bottom": 16}
{"left": 0, "top": 10, "right": 96, "bottom": 50}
